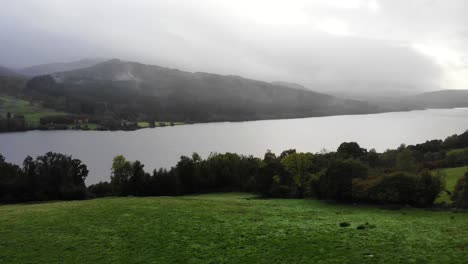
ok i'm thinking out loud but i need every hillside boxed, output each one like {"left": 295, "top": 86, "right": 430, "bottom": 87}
{"left": 1, "top": 193, "right": 467, "bottom": 263}
{"left": 25, "top": 59, "right": 380, "bottom": 123}
{"left": 434, "top": 166, "right": 468, "bottom": 203}
{"left": 19, "top": 58, "right": 106, "bottom": 77}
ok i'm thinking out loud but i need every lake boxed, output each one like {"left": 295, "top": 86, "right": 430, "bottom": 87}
{"left": 1, "top": 108, "right": 468, "bottom": 184}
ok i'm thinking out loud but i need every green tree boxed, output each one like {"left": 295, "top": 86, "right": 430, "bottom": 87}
{"left": 320, "top": 159, "right": 368, "bottom": 201}
{"left": 396, "top": 148, "right": 418, "bottom": 172}
{"left": 417, "top": 170, "right": 445, "bottom": 206}
{"left": 257, "top": 150, "right": 280, "bottom": 196}
{"left": 337, "top": 142, "right": 367, "bottom": 159}
{"left": 110, "top": 155, "right": 133, "bottom": 196}
{"left": 129, "top": 160, "right": 147, "bottom": 196}
{"left": 281, "top": 152, "right": 316, "bottom": 198}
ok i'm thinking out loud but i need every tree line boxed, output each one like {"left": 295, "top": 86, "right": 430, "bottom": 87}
{"left": 0, "top": 152, "right": 88, "bottom": 202}
{"left": 2, "top": 131, "right": 468, "bottom": 208}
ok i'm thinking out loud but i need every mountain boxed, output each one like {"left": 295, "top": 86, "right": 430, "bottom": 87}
{"left": 409, "top": 90, "right": 468, "bottom": 109}
{"left": 0, "top": 66, "right": 23, "bottom": 77}
{"left": 364, "top": 90, "right": 468, "bottom": 112}
{"left": 25, "top": 59, "right": 380, "bottom": 123}
{"left": 19, "top": 58, "right": 106, "bottom": 77}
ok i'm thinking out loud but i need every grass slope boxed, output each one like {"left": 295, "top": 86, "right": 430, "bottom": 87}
{"left": 435, "top": 166, "right": 468, "bottom": 204}
{"left": 1, "top": 193, "right": 468, "bottom": 263}
{"left": 0, "top": 96, "right": 66, "bottom": 126}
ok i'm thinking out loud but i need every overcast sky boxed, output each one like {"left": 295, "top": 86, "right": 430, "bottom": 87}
{"left": 1, "top": 0, "right": 467, "bottom": 94}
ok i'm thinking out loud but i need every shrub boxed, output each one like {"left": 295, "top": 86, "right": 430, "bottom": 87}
{"left": 353, "top": 171, "right": 444, "bottom": 207}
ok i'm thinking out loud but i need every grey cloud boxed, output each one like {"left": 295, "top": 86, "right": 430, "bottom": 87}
{"left": 0, "top": 0, "right": 463, "bottom": 94}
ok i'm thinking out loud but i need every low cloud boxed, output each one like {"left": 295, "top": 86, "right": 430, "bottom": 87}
{"left": 1, "top": 0, "right": 465, "bottom": 94}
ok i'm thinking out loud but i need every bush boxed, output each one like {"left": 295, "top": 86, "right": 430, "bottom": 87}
{"left": 353, "top": 171, "right": 444, "bottom": 207}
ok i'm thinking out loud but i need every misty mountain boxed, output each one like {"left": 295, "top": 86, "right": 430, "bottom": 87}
{"left": 0, "top": 66, "right": 23, "bottom": 77}
{"left": 271, "top": 81, "right": 308, "bottom": 91}
{"left": 408, "top": 90, "right": 468, "bottom": 109}
{"left": 19, "top": 58, "right": 106, "bottom": 77}
{"left": 362, "top": 90, "right": 468, "bottom": 112}
{"left": 25, "top": 59, "right": 380, "bottom": 122}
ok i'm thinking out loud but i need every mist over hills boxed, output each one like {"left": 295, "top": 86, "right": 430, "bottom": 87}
{"left": 19, "top": 58, "right": 106, "bottom": 77}
{"left": 409, "top": 90, "right": 468, "bottom": 109}
{"left": 24, "top": 59, "right": 379, "bottom": 123}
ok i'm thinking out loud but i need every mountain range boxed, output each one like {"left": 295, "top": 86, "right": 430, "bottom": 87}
{"left": 1, "top": 58, "right": 467, "bottom": 127}
{"left": 24, "top": 59, "right": 379, "bottom": 122}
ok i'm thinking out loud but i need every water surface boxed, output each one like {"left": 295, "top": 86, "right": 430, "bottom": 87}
{"left": 1, "top": 108, "right": 468, "bottom": 184}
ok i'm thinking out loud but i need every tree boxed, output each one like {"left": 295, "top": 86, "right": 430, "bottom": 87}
{"left": 416, "top": 170, "right": 444, "bottom": 206}
{"left": 396, "top": 148, "right": 418, "bottom": 172}
{"left": 33, "top": 152, "right": 88, "bottom": 200}
{"left": 110, "top": 155, "right": 133, "bottom": 196}
{"left": 154, "top": 169, "right": 181, "bottom": 196}
{"left": 281, "top": 153, "right": 316, "bottom": 198}
{"left": 367, "top": 148, "right": 379, "bottom": 167}
{"left": 320, "top": 159, "right": 368, "bottom": 201}
{"left": 257, "top": 151, "right": 279, "bottom": 196}
{"left": 0, "top": 154, "right": 23, "bottom": 202}
{"left": 1, "top": 153, "right": 89, "bottom": 202}
{"left": 368, "top": 172, "right": 418, "bottom": 205}
{"left": 279, "top": 149, "right": 296, "bottom": 160}
{"left": 129, "top": 160, "right": 147, "bottom": 196}
{"left": 337, "top": 142, "right": 367, "bottom": 159}
{"left": 175, "top": 153, "right": 202, "bottom": 194}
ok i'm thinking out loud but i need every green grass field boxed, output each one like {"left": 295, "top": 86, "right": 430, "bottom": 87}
{"left": 1, "top": 193, "right": 467, "bottom": 263}
{"left": 434, "top": 166, "right": 467, "bottom": 204}
{"left": 0, "top": 96, "right": 67, "bottom": 126}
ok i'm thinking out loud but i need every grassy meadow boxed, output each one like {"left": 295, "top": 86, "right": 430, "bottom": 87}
{"left": 1, "top": 193, "right": 468, "bottom": 264}
{"left": 0, "top": 96, "right": 66, "bottom": 126}
{"left": 434, "top": 166, "right": 467, "bottom": 204}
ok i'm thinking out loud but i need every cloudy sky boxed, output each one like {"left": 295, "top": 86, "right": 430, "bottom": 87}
{"left": 1, "top": 0, "right": 467, "bottom": 95}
